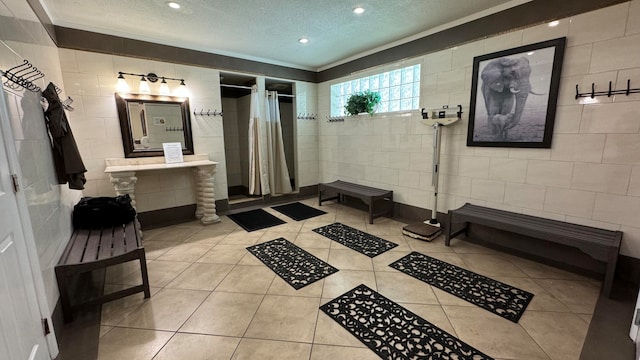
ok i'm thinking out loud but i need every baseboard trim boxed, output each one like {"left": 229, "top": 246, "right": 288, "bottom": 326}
{"left": 137, "top": 204, "right": 198, "bottom": 230}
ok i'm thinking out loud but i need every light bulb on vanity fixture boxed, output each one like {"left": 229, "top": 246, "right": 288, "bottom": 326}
{"left": 116, "top": 71, "right": 187, "bottom": 96}
{"left": 116, "top": 72, "right": 130, "bottom": 92}
{"left": 159, "top": 78, "right": 170, "bottom": 95}
{"left": 174, "top": 79, "right": 189, "bottom": 97}
{"left": 139, "top": 75, "right": 151, "bottom": 94}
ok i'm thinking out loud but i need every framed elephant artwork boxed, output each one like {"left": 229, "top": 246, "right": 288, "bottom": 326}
{"left": 467, "top": 37, "right": 566, "bottom": 148}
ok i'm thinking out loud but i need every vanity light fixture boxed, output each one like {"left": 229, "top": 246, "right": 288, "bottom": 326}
{"left": 116, "top": 72, "right": 187, "bottom": 95}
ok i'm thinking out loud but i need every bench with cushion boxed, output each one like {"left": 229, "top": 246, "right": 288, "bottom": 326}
{"left": 446, "top": 203, "right": 622, "bottom": 297}
{"left": 318, "top": 180, "right": 394, "bottom": 224}
{"left": 55, "top": 220, "right": 150, "bottom": 322}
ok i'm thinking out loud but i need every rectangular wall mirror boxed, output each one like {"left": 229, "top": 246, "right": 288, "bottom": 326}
{"left": 115, "top": 93, "right": 194, "bottom": 158}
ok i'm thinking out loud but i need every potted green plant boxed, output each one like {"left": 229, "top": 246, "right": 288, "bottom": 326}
{"left": 344, "top": 90, "right": 381, "bottom": 116}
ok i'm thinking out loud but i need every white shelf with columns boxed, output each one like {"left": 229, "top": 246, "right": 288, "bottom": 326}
{"left": 104, "top": 154, "right": 220, "bottom": 226}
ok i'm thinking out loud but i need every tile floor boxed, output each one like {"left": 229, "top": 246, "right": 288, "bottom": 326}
{"left": 97, "top": 198, "right": 601, "bottom": 360}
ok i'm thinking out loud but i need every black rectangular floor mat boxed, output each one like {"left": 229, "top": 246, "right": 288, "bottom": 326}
{"left": 271, "top": 202, "right": 327, "bottom": 221}
{"left": 389, "top": 252, "right": 534, "bottom": 323}
{"left": 321, "top": 284, "right": 493, "bottom": 360}
{"left": 227, "top": 208, "right": 286, "bottom": 232}
{"left": 247, "top": 238, "right": 338, "bottom": 289}
{"left": 312, "top": 222, "right": 398, "bottom": 257}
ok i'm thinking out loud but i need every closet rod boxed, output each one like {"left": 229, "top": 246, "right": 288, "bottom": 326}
{"left": 220, "top": 84, "right": 295, "bottom": 97}
{"left": 220, "top": 84, "right": 253, "bottom": 90}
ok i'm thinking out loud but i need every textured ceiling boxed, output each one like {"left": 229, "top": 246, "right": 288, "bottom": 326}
{"left": 40, "top": 0, "right": 529, "bottom": 70}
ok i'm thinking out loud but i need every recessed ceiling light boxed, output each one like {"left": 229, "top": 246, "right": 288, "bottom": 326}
{"left": 298, "top": 38, "right": 309, "bottom": 44}
{"left": 527, "top": 51, "right": 535, "bottom": 55}
{"left": 548, "top": 20, "right": 560, "bottom": 27}
{"left": 353, "top": 7, "right": 365, "bottom": 14}
{"left": 167, "top": 2, "right": 181, "bottom": 9}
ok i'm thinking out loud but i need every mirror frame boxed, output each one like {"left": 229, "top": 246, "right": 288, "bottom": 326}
{"left": 115, "top": 93, "right": 194, "bottom": 158}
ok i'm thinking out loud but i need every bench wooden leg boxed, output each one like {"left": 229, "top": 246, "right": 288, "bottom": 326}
{"left": 602, "top": 251, "right": 619, "bottom": 298}
{"left": 55, "top": 267, "right": 73, "bottom": 323}
{"left": 445, "top": 214, "right": 452, "bottom": 246}
{"left": 138, "top": 250, "right": 151, "bottom": 298}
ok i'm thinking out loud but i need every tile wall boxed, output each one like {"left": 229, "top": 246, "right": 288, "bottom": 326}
{"left": 57, "top": 50, "right": 227, "bottom": 212}
{"left": 0, "top": 0, "right": 81, "bottom": 312}
{"left": 318, "top": 1, "right": 640, "bottom": 258}
{"left": 221, "top": 97, "right": 242, "bottom": 188}
{"left": 58, "top": 50, "right": 319, "bottom": 212}
{"left": 295, "top": 82, "right": 320, "bottom": 187}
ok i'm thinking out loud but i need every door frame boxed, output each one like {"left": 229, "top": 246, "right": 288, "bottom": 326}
{"left": 0, "top": 88, "right": 59, "bottom": 358}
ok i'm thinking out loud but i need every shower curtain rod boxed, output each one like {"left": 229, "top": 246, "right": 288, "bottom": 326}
{"left": 219, "top": 83, "right": 295, "bottom": 97}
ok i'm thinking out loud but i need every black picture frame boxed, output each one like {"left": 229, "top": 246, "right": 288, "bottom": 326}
{"left": 467, "top": 37, "right": 566, "bottom": 148}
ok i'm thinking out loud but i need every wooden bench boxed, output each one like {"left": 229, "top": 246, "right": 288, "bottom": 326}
{"left": 318, "top": 180, "right": 394, "bottom": 224}
{"left": 445, "top": 203, "right": 622, "bottom": 297}
{"left": 55, "top": 220, "right": 150, "bottom": 322}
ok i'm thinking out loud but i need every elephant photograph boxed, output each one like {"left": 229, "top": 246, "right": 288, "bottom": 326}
{"left": 467, "top": 37, "right": 566, "bottom": 148}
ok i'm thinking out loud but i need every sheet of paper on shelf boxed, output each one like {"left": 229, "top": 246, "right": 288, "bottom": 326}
{"left": 163, "top": 142, "right": 184, "bottom": 163}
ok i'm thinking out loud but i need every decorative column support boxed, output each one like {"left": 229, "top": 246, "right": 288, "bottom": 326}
{"left": 109, "top": 171, "right": 143, "bottom": 238}
{"left": 193, "top": 165, "right": 220, "bottom": 225}
{"left": 109, "top": 171, "right": 138, "bottom": 208}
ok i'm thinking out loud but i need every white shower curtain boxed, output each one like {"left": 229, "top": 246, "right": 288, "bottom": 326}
{"left": 265, "top": 91, "right": 292, "bottom": 195}
{"left": 248, "top": 85, "right": 269, "bottom": 195}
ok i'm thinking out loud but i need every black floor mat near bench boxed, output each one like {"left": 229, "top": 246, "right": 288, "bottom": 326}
{"left": 227, "top": 208, "right": 286, "bottom": 232}
{"left": 247, "top": 238, "right": 338, "bottom": 289}
{"left": 321, "top": 284, "right": 493, "bottom": 360}
{"left": 271, "top": 202, "right": 327, "bottom": 221}
{"left": 389, "top": 252, "right": 533, "bottom": 323}
{"left": 312, "top": 222, "right": 398, "bottom": 257}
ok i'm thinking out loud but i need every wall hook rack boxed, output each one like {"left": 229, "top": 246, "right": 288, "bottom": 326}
{"left": 575, "top": 79, "right": 639, "bottom": 99}
{"left": 327, "top": 116, "right": 344, "bottom": 123}
{"left": 297, "top": 113, "right": 317, "bottom": 120}
{"left": 193, "top": 108, "right": 223, "bottom": 117}
{"left": 1, "top": 59, "right": 44, "bottom": 92}
{"left": 61, "top": 96, "right": 74, "bottom": 112}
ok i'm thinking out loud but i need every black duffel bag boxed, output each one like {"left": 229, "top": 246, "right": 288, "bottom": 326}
{"left": 72, "top": 194, "right": 136, "bottom": 229}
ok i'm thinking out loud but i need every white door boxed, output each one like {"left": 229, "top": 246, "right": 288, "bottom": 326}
{"left": 0, "top": 90, "right": 50, "bottom": 359}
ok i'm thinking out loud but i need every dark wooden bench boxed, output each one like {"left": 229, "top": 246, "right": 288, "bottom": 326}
{"left": 318, "top": 180, "right": 394, "bottom": 224}
{"left": 446, "top": 203, "right": 622, "bottom": 297}
{"left": 55, "top": 220, "right": 150, "bottom": 322}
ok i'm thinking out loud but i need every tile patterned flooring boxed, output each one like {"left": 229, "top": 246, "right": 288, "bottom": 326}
{"left": 97, "top": 199, "right": 601, "bottom": 360}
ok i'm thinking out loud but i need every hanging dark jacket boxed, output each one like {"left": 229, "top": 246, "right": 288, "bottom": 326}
{"left": 41, "top": 82, "right": 86, "bottom": 190}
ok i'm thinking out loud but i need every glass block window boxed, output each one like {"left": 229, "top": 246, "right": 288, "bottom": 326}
{"left": 330, "top": 64, "right": 421, "bottom": 116}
